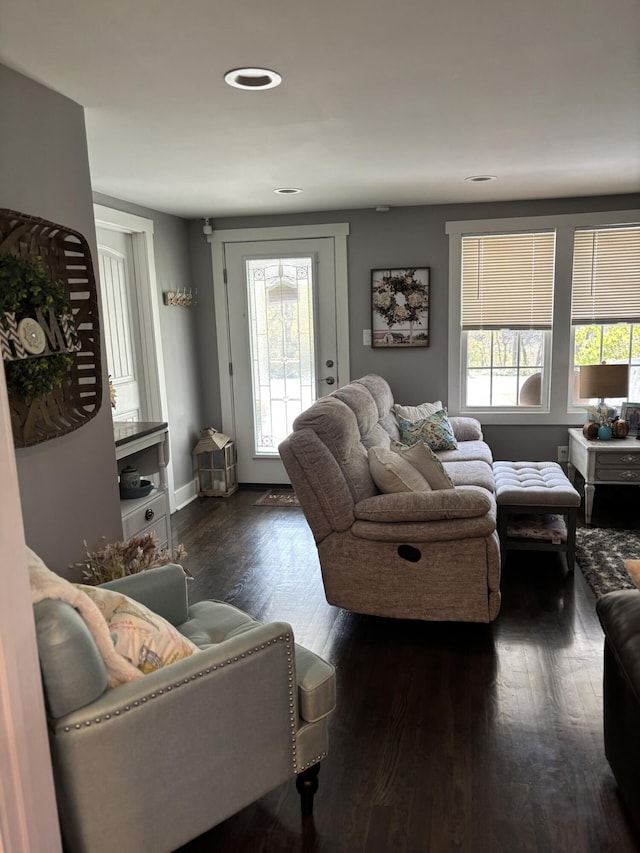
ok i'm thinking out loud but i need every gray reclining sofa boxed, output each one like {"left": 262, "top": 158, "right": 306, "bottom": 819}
{"left": 279, "top": 373, "right": 501, "bottom": 623}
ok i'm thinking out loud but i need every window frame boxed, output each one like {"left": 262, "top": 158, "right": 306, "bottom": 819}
{"left": 447, "top": 209, "right": 640, "bottom": 425}
{"left": 461, "top": 328, "right": 552, "bottom": 412}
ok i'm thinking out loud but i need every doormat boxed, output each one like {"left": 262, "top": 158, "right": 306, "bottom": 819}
{"left": 576, "top": 527, "right": 640, "bottom": 598}
{"left": 254, "top": 488, "right": 300, "bottom": 507}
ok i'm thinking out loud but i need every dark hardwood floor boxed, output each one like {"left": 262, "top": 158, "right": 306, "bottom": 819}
{"left": 173, "top": 480, "right": 640, "bottom": 853}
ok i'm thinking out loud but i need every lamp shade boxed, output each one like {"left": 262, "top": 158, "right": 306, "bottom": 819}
{"left": 579, "top": 364, "right": 629, "bottom": 399}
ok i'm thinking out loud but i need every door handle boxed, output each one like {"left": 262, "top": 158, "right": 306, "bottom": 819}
{"left": 319, "top": 376, "right": 335, "bottom": 385}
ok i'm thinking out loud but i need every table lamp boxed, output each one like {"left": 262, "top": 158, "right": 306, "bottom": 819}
{"left": 579, "top": 363, "right": 629, "bottom": 439}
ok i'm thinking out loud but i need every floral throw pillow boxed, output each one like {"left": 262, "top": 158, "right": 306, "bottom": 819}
{"left": 76, "top": 584, "right": 199, "bottom": 675}
{"left": 398, "top": 410, "right": 458, "bottom": 452}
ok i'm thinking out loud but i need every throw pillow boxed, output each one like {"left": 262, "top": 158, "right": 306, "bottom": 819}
{"left": 391, "top": 440, "right": 455, "bottom": 490}
{"left": 392, "top": 400, "right": 443, "bottom": 423}
{"left": 368, "top": 446, "right": 432, "bottom": 494}
{"left": 398, "top": 410, "right": 458, "bottom": 452}
{"left": 77, "top": 584, "right": 199, "bottom": 674}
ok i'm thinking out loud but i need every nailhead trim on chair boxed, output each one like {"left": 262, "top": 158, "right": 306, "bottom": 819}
{"left": 62, "top": 633, "right": 298, "bottom": 737}
{"left": 60, "top": 632, "right": 328, "bottom": 774}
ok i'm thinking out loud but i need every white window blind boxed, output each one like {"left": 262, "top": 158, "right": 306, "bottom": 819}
{"left": 461, "top": 232, "right": 555, "bottom": 330}
{"left": 571, "top": 225, "right": 640, "bottom": 324}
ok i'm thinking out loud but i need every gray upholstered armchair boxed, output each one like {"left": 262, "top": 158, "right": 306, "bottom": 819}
{"left": 33, "top": 564, "right": 336, "bottom": 853}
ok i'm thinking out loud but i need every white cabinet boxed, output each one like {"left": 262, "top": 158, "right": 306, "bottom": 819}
{"left": 114, "top": 422, "right": 172, "bottom": 550}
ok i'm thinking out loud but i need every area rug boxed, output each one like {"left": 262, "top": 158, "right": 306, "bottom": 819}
{"left": 254, "top": 488, "right": 300, "bottom": 507}
{"left": 575, "top": 527, "right": 640, "bottom": 597}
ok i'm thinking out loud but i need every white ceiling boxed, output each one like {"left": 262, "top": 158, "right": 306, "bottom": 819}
{"left": 1, "top": 0, "right": 639, "bottom": 219}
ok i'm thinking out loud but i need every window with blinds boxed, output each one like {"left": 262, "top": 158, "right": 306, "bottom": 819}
{"left": 570, "top": 223, "right": 640, "bottom": 405}
{"left": 571, "top": 225, "right": 640, "bottom": 324}
{"left": 461, "top": 231, "right": 555, "bottom": 330}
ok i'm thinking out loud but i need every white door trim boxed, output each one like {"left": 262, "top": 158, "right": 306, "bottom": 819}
{"left": 208, "top": 223, "right": 350, "bottom": 440}
{"left": 93, "top": 204, "right": 176, "bottom": 512}
{"left": 0, "top": 375, "right": 62, "bottom": 852}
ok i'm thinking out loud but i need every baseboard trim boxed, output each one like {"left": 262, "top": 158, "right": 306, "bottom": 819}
{"left": 174, "top": 479, "right": 199, "bottom": 511}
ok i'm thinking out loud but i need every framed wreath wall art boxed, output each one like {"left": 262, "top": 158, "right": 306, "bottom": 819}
{"left": 371, "top": 266, "right": 430, "bottom": 348}
{"left": 0, "top": 209, "right": 102, "bottom": 447}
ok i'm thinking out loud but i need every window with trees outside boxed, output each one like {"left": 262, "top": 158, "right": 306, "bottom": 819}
{"left": 447, "top": 210, "right": 640, "bottom": 423}
{"left": 461, "top": 231, "right": 554, "bottom": 409}
{"left": 571, "top": 225, "right": 640, "bottom": 408}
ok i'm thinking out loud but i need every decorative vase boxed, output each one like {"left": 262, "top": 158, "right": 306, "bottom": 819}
{"left": 583, "top": 422, "right": 599, "bottom": 440}
{"left": 598, "top": 424, "right": 612, "bottom": 441}
{"left": 612, "top": 419, "right": 629, "bottom": 439}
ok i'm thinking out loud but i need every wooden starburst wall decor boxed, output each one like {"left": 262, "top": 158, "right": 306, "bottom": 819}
{"left": 0, "top": 209, "right": 102, "bottom": 447}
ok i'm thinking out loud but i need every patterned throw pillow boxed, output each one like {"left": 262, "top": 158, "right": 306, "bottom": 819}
{"left": 76, "top": 583, "right": 199, "bottom": 674}
{"left": 391, "top": 439, "right": 455, "bottom": 490}
{"left": 398, "top": 410, "right": 458, "bottom": 452}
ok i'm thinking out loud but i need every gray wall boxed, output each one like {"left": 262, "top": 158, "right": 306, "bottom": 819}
{"left": 191, "top": 193, "right": 640, "bottom": 462}
{"left": 93, "top": 193, "right": 204, "bottom": 496}
{"left": 0, "top": 64, "right": 122, "bottom": 573}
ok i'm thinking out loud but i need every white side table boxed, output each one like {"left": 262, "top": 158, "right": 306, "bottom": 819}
{"left": 114, "top": 421, "right": 172, "bottom": 549}
{"left": 567, "top": 428, "right": 640, "bottom": 525}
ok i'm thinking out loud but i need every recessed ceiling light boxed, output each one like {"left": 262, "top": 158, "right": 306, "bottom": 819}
{"left": 224, "top": 67, "right": 282, "bottom": 90}
{"left": 465, "top": 175, "right": 497, "bottom": 182}
{"left": 274, "top": 187, "right": 302, "bottom": 195}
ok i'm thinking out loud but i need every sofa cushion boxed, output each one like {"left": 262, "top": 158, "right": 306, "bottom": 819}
{"left": 392, "top": 400, "right": 443, "bottom": 422}
{"left": 333, "top": 382, "right": 392, "bottom": 449}
{"left": 399, "top": 410, "right": 458, "bottom": 451}
{"left": 368, "top": 446, "right": 431, "bottom": 493}
{"left": 444, "top": 460, "right": 495, "bottom": 492}
{"left": 437, "top": 440, "right": 493, "bottom": 466}
{"left": 448, "top": 416, "right": 484, "bottom": 442}
{"left": 353, "top": 373, "right": 402, "bottom": 442}
{"left": 391, "top": 439, "right": 454, "bottom": 490}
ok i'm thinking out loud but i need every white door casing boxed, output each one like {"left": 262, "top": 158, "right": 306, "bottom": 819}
{"left": 96, "top": 227, "right": 145, "bottom": 422}
{"left": 210, "top": 223, "right": 350, "bottom": 485}
{"left": 93, "top": 205, "right": 176, "bottom": 512}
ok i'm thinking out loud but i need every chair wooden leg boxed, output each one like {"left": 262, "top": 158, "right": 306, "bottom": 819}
{"left": 296, "top": 762, "right": 320, "bottom": 817}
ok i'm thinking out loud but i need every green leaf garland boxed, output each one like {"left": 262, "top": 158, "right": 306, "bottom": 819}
{"left": 0, "top": 254, "right": 73, "bottom": 400}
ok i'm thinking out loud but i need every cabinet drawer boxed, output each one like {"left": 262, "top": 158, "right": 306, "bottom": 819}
{"left": 133, "top": 515, "right": 170, "bottom": 550}
{"left": 595, "top": 466, "right": 640, "bottom": 484}
{"left": 595, "top": 451, "right": 640, "bottom": 467}
{"left": 122, "top": 492, "right": 167, "bottom": 539}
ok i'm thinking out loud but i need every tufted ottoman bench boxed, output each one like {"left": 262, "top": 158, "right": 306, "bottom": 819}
{"left": 493, "top": 461, "right": 581, "bottom": 571}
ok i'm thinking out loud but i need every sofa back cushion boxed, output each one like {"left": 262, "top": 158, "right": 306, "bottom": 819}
{"left": 34, "top": 598, "right": 109, "bottom": 718}
{"left": 291, "top": 396, "right": 378, "bottom": 504}
{"left": 333, "top": 383, "right": 392, "bottom": 449}
{"left": 353, "top": 373, "right": 401, "bottom": 442}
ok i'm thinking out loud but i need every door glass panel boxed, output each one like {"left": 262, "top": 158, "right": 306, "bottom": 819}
{"left": 246, "top": 257, "right": 316, "bottom": 456}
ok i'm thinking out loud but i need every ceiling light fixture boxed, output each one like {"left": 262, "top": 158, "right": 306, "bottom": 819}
{"left": 274, "top": 187, "right": 302, "bottom": 195}
{"left": 465, "top": 175, "right": 497, "bottom": 182}
{"left": 375, "top": 205, "right": 390, "bottom": 212}
{"left": 224, "top": 67, "right": 282, "bottom": 90}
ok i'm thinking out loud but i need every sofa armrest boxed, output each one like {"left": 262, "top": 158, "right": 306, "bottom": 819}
{"left": 354, "top": 488, "right": 492, "bottom": 522}
{"left": 449, "top": 416, "right": 483, "bottom": 441}
{"left": 99, "top": 563, "right": 189, "bottom": 626}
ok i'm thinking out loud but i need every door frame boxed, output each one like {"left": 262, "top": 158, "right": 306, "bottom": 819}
{"left": 93, "top": 204, "right": 176, "bottom": 512}
{"left": 208, "top": 223, "right": 350, "bottom": 442}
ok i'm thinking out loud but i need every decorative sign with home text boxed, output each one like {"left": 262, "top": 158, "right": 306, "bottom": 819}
{"left": 0, "top": 209, "right": 102, "bottom": 447}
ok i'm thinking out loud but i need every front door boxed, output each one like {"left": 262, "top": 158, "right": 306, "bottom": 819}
{"left": 224, "top": 238, "right": 340, "bottom": 483}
